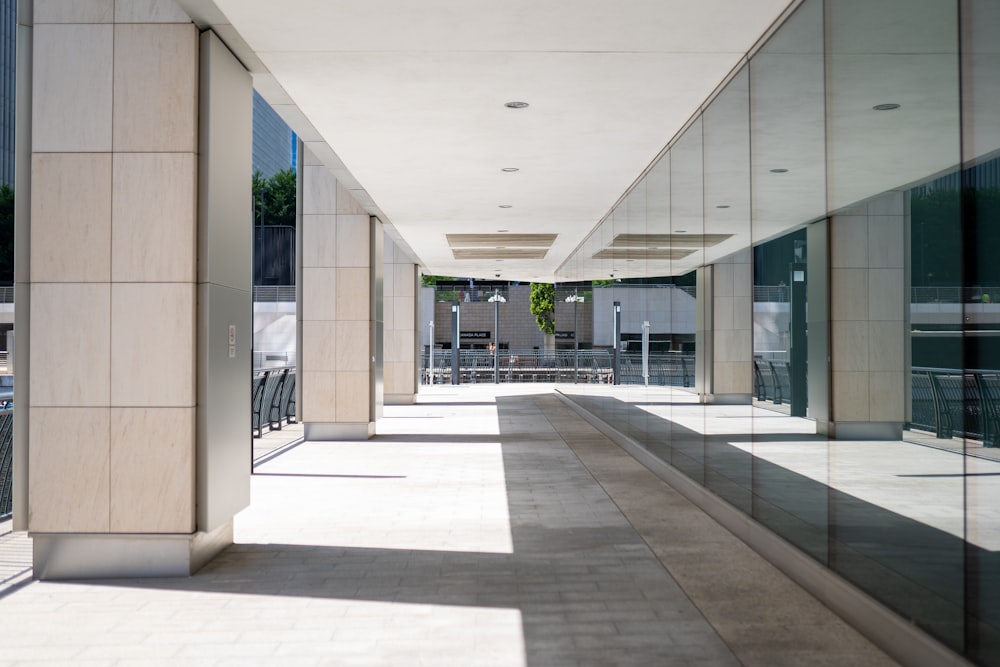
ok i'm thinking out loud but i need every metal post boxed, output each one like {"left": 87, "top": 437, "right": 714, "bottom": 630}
{"left": 642, "top": 320, "right": 650, "bottom": 386}
{"left": 565, "top": 289, "right": 584, "bottom": 384}
{"left": 489, "top": 289, "right": 507, "bottom": 384}
{"left": 789, "top": 262, "right": 807, "bottom": 416}
{"left": 613, "top": 301, "right": 621, "bottom": 385}
{"left": 428, "top": 320, "right": 434, "bottom": 384}
{"left": 451, "top": 302, "right": 460, "bottom": 385}
{"left": 574, "top": 293, "right": 579, "bottom": 383}
{"left": 493, "top": 290, "right": 500, "bottom": 384}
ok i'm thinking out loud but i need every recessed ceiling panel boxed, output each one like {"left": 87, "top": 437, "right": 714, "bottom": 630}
{"left": 447, "top": 234, "right": 557, "bottom": 248}
{"left": 592, "top": 248, "right": 695, "bottom": 260}
{"left": 453, "top": 248, "right": 549, "bottom": 260}
{"left": 610, "top": 233, "right": 733, "bottom": 248}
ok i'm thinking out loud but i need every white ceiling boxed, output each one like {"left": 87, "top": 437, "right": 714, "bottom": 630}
{"left": 182, "top": 0, "right": 796, "bottom": 281}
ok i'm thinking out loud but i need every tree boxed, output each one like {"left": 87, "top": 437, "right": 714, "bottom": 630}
{"left": 421, "top": 274, "right": 454, "bottom": 287}
{"left": 529, "top": 282, "right": 555, "bottom": 335}
{"left": 253, "top": 168, "right": 297, "bottom": 227}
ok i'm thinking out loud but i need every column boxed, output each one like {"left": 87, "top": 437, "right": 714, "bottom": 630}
{"left": 696, "top": 250, "right": 753, "bottom": 404}
{"left": 299, "top": 147, "right": 383, "bottom": 439}
{"left": 23, "top": 3, "right": 251, "bottom": 578}
{"left": 821, "top": 191, "right": 908, "bottom": 439}
{"left": 383, "top": 234, "right": 418, "bottom": 404}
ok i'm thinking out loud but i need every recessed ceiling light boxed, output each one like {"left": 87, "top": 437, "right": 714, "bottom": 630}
{"left": 501, "top": 167, "right": 519, "bottom": 172}
{"left": 770, "top": 168, "right": 788, "bottom": 173}
{"left": 716, "top": 205, "right": 730, "bottom": 209}
{"left": 504, "top": 101, "right": 529, "bottom": 109}
{"left": 872, "top": 103, "right": 900, "bottom": 111}
{"left": 498, "top": 204, "right": 512, "bottom": 208}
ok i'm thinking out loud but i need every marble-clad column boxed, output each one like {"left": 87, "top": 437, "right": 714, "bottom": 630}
{"left": 696, "top": 250, "right": 753, "bottom": 404}
{"left": 23, "top": 1, "right": 251, "bottom": 578}
{"left": 299, "top": 146, "right": 382, "bottom": 439}
{"left": 822, "top": 191, "right": 908, "bottom": 439}
{"left": 383, "top": 234, "right": 418, "bottom": 405}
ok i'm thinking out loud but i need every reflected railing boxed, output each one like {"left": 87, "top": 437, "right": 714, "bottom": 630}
{"left": 753, "top": 284, "right": 1000, "bottom": 304}
{"left": 908, "top": 367, "right": 1000, "bottom": 449}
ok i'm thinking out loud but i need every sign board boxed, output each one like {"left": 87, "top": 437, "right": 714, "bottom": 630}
{"left": 460, "top": 331, "right": 491, "bottom": 339}
{"left": 555, "top": 331, "right": 576, "bottom": 339}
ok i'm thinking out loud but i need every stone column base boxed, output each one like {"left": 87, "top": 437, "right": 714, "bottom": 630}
{"left": 305, "top": 422, "right": 375, "bottom": 441}
{"left": 32, "top": 520, "right": 232, "bottom": 580}
{"left": 817, "top": 421, "right": 903, "bottom": 440}
{"left": 700, "top": 393, "right": 752, "bottom": 405}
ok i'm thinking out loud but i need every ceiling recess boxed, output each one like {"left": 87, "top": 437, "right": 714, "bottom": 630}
{"left": 609, "top": 233, "right": 733, "bottom": 248}
{"left": 447, "top": 234, "right": 557, "bottom": 248}
{"left": 453, "top": 248, "right": 549, "bottom": 260}
{"left": 592, "top": 248, "right": 695, "bottom": 261}
{"left": 447, "top": 233, "right": 557, "bottom": 260}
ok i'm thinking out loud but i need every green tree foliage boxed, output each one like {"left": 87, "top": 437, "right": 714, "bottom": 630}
{"left": 421, "top": 274, "right": 454, "bottom": 286}
{"left": 529, "top": 282, "right": 556, "bottom": 335}
{"left": 0, "top": 184, "right": 12, "bottom": 284}
{"left": 253, "top": 168, "right": 297, "bottom": 227}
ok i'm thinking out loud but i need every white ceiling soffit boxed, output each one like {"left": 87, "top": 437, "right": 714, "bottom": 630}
{"left": 186, "top": 0, "right": 795, "bottom": 282}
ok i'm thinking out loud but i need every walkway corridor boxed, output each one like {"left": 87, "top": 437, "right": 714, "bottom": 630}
{"left": 0, "top": 386, "right": 892, "bottom": 665}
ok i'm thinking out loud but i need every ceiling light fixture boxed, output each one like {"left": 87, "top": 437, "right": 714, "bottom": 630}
{"left": 501, "top": 167, "right": 519, "bottom": 172}
{"left": 770, "top": 168, "right": 788, "bottom": 173}
{"left": 504, "top": 101, "right": 529, "bottom": 109}
{"left": 872, "top": 103, "right": 901, "bottom": 111}
{"left": 676, "top": 230, "right": 687, "bottom": 233}
{"left": 498, "top": 204, "right": 512, "bottom": 208}
{"left": 716, "top": 205, "right": 730, "bottom": 209}
{"left": 498, "top": 229, "right": 509, "bottom": 233}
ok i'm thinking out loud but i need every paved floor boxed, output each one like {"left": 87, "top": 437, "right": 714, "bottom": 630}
{"left": 0, "top": 385, "right": 894, "bottom": 665}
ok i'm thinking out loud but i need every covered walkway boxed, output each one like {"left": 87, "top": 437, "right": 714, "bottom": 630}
{"left": 0, "top": 386, "right": 891, "bottom": 665}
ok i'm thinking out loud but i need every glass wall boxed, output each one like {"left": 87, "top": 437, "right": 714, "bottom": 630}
{"left": 554, "top": 0, "right": 1000, "bottom": 663}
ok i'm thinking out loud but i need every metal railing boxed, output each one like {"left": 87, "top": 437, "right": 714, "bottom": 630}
{"left": 0, "top": 410, "right": 14, "bottom": 520}
{"left": 911, "top": 287, "right": 1000, "bottom": 304}
{"left": 420, "top": 349, "right": 696, "bottom": 386}
{"left": 753, "top": 285, "right": 1000, "bottom": 304}
{"left": 252, "top": 366, "right": 296, "bottom": 437}
{"left": 909, "top": 367, "right": 1000, "bottom": 445}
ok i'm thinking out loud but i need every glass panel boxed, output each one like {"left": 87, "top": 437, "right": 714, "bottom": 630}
{"left": 702, "top": 65, "right": 753, "bottom": 513}
{"left": 748, "top": 0, "right": 829, "bottom": 563}
{"left": 827, "top": 0, "right": 963, "bottom": 652}
{"left": 670, "top": 117, "right": 705, "bottom": 483}
{"left": 962, "top": 1, "right": 1000, "bottom": 661}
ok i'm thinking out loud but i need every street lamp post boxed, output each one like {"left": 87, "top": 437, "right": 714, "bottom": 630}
{"left": 613, "top": 301, "right": 621, "bottom": 385}
{"left": 641, "top": 320, "right": 650, "bottom": 386}
{"left": 428, "top": 320, "right": 434, "bottom": 384}
{"left": 489, "top": 289, "right": 507, "bottom": 384}
{"left": 451, "top": 302, "right": 460, "bottom": 386}
{"left": 565, "top": 290, "right": 585, "bottom": 383}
